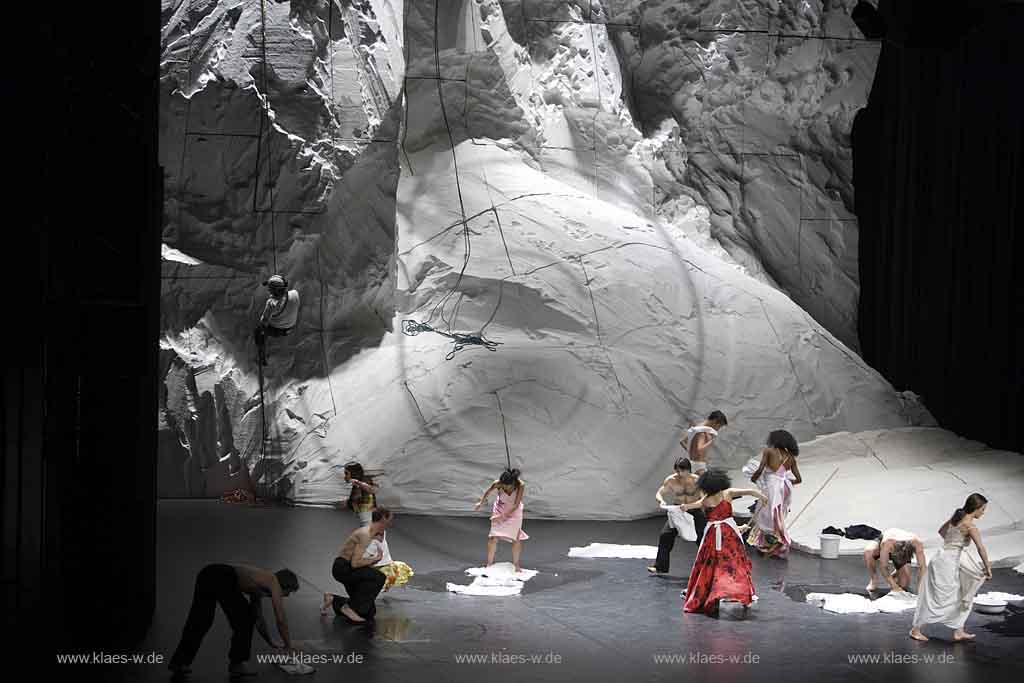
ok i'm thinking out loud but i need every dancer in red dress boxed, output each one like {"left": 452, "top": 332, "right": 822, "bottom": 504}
{"left": 683, "top": 469, "right": 767, "bottom": 616}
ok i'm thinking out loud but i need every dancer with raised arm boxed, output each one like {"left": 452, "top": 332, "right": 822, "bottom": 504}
{"left": 683, "top": 469, "right": 766, "bottom": 616}
{"left": 910, "top": 494, "right": 992, "bottom": 642}
{"left": 474, "top": 468, "right": 528, "bottom": 573}
{"left": 746, "top": 430, "right": 802, "bottom": 557}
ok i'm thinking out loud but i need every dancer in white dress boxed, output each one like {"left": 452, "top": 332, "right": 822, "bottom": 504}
{"left": 910, "top": 493, "right": 992, "bottom": 642}
{"left": 746, "top": 430, "right": 802, "bottom": 558}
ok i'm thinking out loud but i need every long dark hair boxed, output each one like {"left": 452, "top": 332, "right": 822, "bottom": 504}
{"left": 696, "top": 468, "right": 731, "bottom": 496}
{"left": 499, "top": 467, "right": 521, "bottom": 488}
{"left": 949, "top": 493, "right": 988, "bottom": 526}
{"left": 767, "top": 429, "right": 799, "bottom": 456}
{"left": 344, "top": 461, "right": 374, "bottom": 508}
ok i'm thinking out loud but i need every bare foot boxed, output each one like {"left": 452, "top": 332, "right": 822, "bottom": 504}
{"left": 514, "top": 566, "right": 522, "bottom": 574}
{"left": 866, "top": 582, "right": 877, "bottom": 592}
{"left": 953, "top": 630, "right": 976, "bottom": 641}
{"left": 909, "top": 627, "right": 928, "bottom": 642}
{"left": 340, "top": 604, "right": 366, "bottom": 623}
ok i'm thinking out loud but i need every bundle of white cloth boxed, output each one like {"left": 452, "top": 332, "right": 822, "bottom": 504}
{"left": 363, "top": 536, "right": 392, "bottom": 567}
{"left": 567, "top": 543, "right": 658, "bottom": 559}
{"left": 661, "top": 504, "right": 697, "bottom": 541}
{"left": 446, "top": 562, "right": 539, "bottom": 597}
{"left": 806, "top": 591, "right": 918, "bottom": 614}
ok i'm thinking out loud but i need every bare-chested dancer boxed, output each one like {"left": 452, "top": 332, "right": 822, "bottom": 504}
{"left": 680, "top": 410, "right": 728, "bottom": 475}
{"left": 169, "top": 564, "right": 298, "bottom": 676}
{"left": 648, "top": 458, "right": 708, "bottom": 574}
{"left": 864, "top": 527, "right": 927, "bottom": 593}
{"left": 322, "top": 508, "right": 394, "bottom": 623}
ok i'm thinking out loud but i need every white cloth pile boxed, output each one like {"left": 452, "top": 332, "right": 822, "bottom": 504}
{"left": 805, "top": 591, "right": 918, "bottom": 614}
{"left": 567, "top": 543, "right": 659, "bottom": 559}
{"left": 446, "top": 562, "right": 538, "bottom": 596}
{"left": 975, "top": 591, "right": 1024, "bottom": 603}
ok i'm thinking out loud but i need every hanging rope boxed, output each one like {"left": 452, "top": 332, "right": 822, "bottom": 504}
{"left": 402, "top": 319, "right": 501, "bottom": 360}
{"left": 495, "top": 390, "right": 512, "bottom": 471}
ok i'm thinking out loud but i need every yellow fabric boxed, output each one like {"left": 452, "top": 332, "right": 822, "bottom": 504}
{"left": 351, "top": 491, "right": 375, "bottom": 513}
{"left": 376, "top": 561, "right": 414, "bottom": 591}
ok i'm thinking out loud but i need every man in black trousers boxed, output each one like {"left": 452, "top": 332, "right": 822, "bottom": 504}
{"left": 649, "top": 458, "right": 707, "bottom": 574}
{"left": 327, "top": 507, "right": 394, "bottom": 623}
{"left": 168, "top": 563, "right": 299, "bottom": 676}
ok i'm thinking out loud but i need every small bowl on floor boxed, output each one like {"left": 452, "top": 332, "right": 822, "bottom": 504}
{"left": 719, "top": 599, "right": 752, "bottom": 620}
{"left": 973, "top": 597, "right": 1007, "bottom": 615}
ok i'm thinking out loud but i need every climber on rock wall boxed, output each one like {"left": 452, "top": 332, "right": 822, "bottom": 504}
{"left": 254, "top": 275, "right": 299, "bottom": 366}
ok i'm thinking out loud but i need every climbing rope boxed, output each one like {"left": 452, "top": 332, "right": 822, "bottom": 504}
{"left": 402, "top": 319, "right": 501, "bottom": 360}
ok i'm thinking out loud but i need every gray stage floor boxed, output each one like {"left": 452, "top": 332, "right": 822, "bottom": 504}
{"left": 108, "top": 501, "right": 1022, "bottom": 683}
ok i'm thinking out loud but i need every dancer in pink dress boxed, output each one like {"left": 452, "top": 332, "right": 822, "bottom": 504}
{"left": 474, "top": 468, "right": 528, "bottom": 572}
{"left": 746, "top": 430, "right": 802, "bottom": 558}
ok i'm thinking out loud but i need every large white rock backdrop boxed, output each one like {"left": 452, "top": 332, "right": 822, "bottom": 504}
{"left": 158, "top": 0, "right": 1021, "bottom": 556}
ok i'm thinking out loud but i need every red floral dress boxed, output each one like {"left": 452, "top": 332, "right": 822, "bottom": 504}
{"left": 683, "top": 499, "right": 756, "bottom": 615}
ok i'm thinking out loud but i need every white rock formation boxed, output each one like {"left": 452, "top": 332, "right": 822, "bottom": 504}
{"left": 157, "top": 0, "right": 1021, "bottom": 561}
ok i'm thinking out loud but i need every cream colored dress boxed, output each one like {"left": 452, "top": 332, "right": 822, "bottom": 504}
{"left": 912, "top": 524, "right": 986, "bottom": 629}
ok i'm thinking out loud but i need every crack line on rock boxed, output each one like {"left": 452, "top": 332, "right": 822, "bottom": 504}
{"left": 758, "top": 299, "right": 815, "bottom": 425}
{"left": 403, "top": 380, "right": 429, "bottom": 426}
{"left": 399, "top": 192, "right": 587, "bottom": 255}
{"left": 579, "top": 257, "right": 627, "bottom": 411}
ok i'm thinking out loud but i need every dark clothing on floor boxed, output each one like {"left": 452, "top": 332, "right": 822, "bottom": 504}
{"left": 170, "top": 564, "right": 255, "bottom": 667}
{"left": 844, "top": 524, "right": 883, "bottom": 541}
{"left": 332, "top": 556, "right": 385, "bottom": 619}
{"left": 654, "top": 507, "right": 707, "bottom": 573}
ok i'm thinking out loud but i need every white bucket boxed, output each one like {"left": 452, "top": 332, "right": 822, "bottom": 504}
{"left": 820, "top": 534, "right": 842, "bottom": 559}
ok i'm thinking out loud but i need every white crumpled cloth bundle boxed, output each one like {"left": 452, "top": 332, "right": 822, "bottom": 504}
{"left": 446, "top": 562, "right": 539, "bottom": 596}
{"left": 805, "top": 590, "right": 917, "bottom": 614}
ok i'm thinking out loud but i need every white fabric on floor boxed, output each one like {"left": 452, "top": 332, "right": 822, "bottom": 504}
{"left": 446, "top": 562, "right": 538, "bottom": 596}
{"left": 976, "top": 591, "right": 1024, "bottom": 602}
{"left": 806, "top": 591, "right": 917, "bottom": 614}
{"left": 661, "top": 505, "right": 697, "bottom": 541}
{"left": 567, "top": 543, "right": 658, "bottom": 559}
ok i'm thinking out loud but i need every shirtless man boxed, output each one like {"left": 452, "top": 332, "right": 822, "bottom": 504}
{"left": 864, "top": 528, "right": 927, "bottom": 593}
{"left": 680, "top": 410, "right": 728, "bottom": 475}
{"left": 327, "top": 507, "right": 394, "bottom": 623}
{"left": 648, "top": 458, "right": 708, "bottom": 574}
{"left": 169, "top": 564, "right": 298, "bottom": 676}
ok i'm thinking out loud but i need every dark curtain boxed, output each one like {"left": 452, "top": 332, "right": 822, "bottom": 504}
{"left": 854, "top": 0, "right": 1023, "bottom": 453}
{"left": 5, "top": 2, "right": 162, "bottom": 661}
